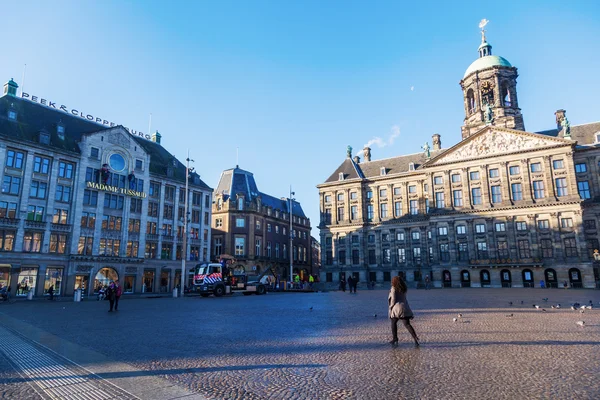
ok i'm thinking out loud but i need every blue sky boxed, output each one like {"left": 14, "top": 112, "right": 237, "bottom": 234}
{"left": 2, "top": 1, "right": 599, "bottom": 236}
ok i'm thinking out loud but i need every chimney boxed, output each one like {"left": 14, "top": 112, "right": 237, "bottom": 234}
{"left": 363, "top": 147, "right": 371, "bottom": 162}
{"left": 432, "top": 134, "right": 441, "bottom": 150}
{"left": 151, "top": 130, "right": 162, "bottom": 144}
{"left": 353, "top": 156, "right": 360, "bottom": 164}
{"left": 555, "top": 109, "right": 566, "bottom": 130}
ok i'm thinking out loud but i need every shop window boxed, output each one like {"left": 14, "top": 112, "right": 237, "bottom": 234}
{"left": 0, "top": 266, "right": 10, "bottom": 289}
{"left": 44, "top": 267, "right": 63, "bottom": 296}
{"left": 94, "top": 267, "right": 118, "bottom": 293}
{"left": 17, "top": 267, "right": 38, "bottom": 296}
{"left": 143, "top": 270, "right": 155, "bottom": 293}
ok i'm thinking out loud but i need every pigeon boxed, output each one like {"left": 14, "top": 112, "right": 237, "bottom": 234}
{"left": 373, "top": 314, "right": 377, "bottom": 318}
{"left": 542, "top": 309, "right": 547, "bottom": 312}
{"left": 509, "top": 301, "right": 513, "bottom": 306}
{"left": 586, "top": 305, "right": 592, "bottom": 310}
{"left": 571, "top": 306, "right": 577, "bottom": 311}
{"left": 505, "top": 314, "right": 513, "bottom": 318}
{"left": 453, "top": 318, "right": 458, "bottom": 322}
{"left": 521, "top": 301, "right": 524, "bottom": 305}
{"left": 580, "top": 310, "right": 585, "bottom": 314}
{"left": 551, "top": 305, "right": 555, "bottom": 309}
{"left": 576, "top": 321, "right": 585, "bottom": 327}
{"left": 309, "top": 307, "right": 313, "bottom": 311}
{"left": 580, "top": 305, "right": 587, "bottom": 310}
{"left": 556, "top": 304, "right": 561, "bottom": 309}
{"left": 573, "top": 302, "right": 581, "bottom": 308}
{"left": 533, "top": 305, "right": 540, "bottom": 309}
{"left": 542, "top": 298, "right": 548, "bottom": 302}
{"left": 590, "top": 300, "right": 594, "bottom": 305}
{"left": 458, "top": 313, "right": 463, "bottom": 318}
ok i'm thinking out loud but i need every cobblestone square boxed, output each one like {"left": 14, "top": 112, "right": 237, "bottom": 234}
{"left": 1, "top": 288, "right": 600, "bottom": 399}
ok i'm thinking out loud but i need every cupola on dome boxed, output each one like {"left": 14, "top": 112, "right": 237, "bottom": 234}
{"left": 463, "top": 22, "right": 512, "bottom": 79}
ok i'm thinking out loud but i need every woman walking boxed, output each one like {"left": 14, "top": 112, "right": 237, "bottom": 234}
{"left": 388, "top": 275, "right": 420, "bottom": 347}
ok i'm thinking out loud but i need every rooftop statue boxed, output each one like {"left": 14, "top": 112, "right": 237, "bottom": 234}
{"left": 422, "top": 142, "right": 430, "bottom": 159}
{"left": 561, "top": 116, "right": 571, "bottom": 138}
{"left": 347, "top": 145, "right": 352, "bottom": 158}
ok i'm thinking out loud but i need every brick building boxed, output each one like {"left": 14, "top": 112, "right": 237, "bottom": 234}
{"left": 317, "top": 31, "right": 600, "bottom": 289}
{"left": 210, "top": 167, "right": 311, "bottom": 280}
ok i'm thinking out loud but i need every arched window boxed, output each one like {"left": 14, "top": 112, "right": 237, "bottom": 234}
{"left": 501, "top": 84, "right": 511, "bottom": 107}
{"left": 480, "top": 269, "right": 491, "bottom": 287}
{"left": 522, "top": 269, "right": 534, "bottom": 288}
{"left": 500, "top": 269, "right": 512, "bottom": 288}
{"left": 460, "top": 270, "right": 471, "bottom": 288}
{"left": 466, "top": 89, "right": 476, "bottom": 114}
{"left": 237, "top": 197, "right": 244, "bottom": 210}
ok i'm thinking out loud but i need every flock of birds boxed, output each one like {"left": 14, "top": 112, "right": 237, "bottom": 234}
{"left": 449, "top": 298, "right": 598, "bottom": 327}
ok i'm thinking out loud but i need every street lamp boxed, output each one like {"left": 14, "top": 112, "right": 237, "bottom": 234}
{"left": 289, "top": 187, "right": 295, "bottom": 285}
{"left": 181, "top": 151, "right": 194, "bottom": 297}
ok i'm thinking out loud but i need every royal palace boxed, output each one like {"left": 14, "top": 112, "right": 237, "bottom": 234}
{"left": 317, "top": 31, "right": 600, "bottom": 289}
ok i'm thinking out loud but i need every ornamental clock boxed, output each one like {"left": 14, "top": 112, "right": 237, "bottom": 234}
{"left": 481, "top": 80, "right": 494, "bottom": 93}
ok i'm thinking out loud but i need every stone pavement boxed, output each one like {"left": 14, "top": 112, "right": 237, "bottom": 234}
{"left": 1, "top": 288, "right": 600, "bottom": 399}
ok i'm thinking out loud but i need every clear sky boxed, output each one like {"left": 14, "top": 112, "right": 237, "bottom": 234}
{"left": 2, "top": 1, "right": 599, "bottom": 237}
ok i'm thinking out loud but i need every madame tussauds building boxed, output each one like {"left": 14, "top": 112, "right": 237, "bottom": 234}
{"left": 0, "top": 79, "right": 213, "bottom": 298}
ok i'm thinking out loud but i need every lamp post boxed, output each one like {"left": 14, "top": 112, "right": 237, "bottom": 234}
{"left": 289, "top": 187, "right": 295, "bottom": 285}
{"left": 181, "top": 151, "right": 194, "bottom": 297}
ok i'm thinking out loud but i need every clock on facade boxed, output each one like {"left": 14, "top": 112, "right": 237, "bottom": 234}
{"left": 481, "top": 81, "right": 494, "bottom": 93}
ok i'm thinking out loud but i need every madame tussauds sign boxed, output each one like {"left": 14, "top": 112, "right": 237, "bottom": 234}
{"left": 86, "top": 182, "right": 147, "bottom": 198}
{"left": 21, "top": 92, "right": 151, "bottom": 140}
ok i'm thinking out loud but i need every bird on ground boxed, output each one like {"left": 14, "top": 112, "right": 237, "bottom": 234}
{"left": 573, "top": 302, "right": 581, "bottom": 308}
{"left": 556, "top": 304, "right": 561, "bottom": 309}
{"left": 571, "top": 306, "right": 577, "bottom": 310}
{"left": 586, "top": 305, "right": 593, "bottom": 310}
{"left": 309, "top": 307, "right": 313, "bottom": 311}
{"left": 509, "top": 301, "right": 513, "bottom": 306}
{"left": 580, "top": 310, "right": 585, "bottom": 314}
{"left": 533, "top": 305, "right": 540, "bottom": 309}
{"left": 505, "top": 314, "right": 513, "bottom": 318}
{"left": 373, "top": 314, "right": 377, "bottom": 318}
{"left": 458, "top": 313, "right": 463, "bottom": 318}
{"left": 542, "top": 309, "right": 547, "bottom": 312}
{"left": 590, "top": 300, "right": 594, "bottom": 305}
{"left": 576, "top": 321, "right": 585, "bottom": 327}
{"left": 580, "top": 305, "right": 587, "bottom": 310}
{"left": 542, "top": 298, "right": 548, "bottom": 302}
{"left": 551, "top": 305, "right": 555, "bottom": 309}
{"left": 453, "top": 318, "right": 458, "bottom": 322}
{"left": 521, "top": 301, "right": 524, "bottom": 304}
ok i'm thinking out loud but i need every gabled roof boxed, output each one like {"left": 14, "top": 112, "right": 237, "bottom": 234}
{"left": 536, "top": 121, "right": 600, "bottom": 145}
{"left": 359, "top": 150, "right": 444, "bottom": 177}
{"left": 0, "top": 94, "right": 210, "bottom": 189}
{"left": 324, "top": 157, "right": 365, "bottom": 183}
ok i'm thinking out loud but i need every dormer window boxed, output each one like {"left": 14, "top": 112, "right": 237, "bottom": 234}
{"left": 38, "top": 131, "right": 50, "bottom": 145}
{"left": 338, "top": 173, "right": 344, "bottom": 181}
{"left": 595, "top": 132, "right": 600, "bottom": 143}
{"left": 408, "top": 162, "right": 415, "bottom": 171}
{"left": 380, "top": 167, "right": 386, "bottom": 176}
{"left": 7, "top": 110, "right": 16, "bottom": 121}
{"left": 57, "top": 123, "right": 65, "bottom": 140}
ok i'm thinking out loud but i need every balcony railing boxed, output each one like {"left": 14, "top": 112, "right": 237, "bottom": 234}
{"left": 162, "top": 235, "right": 175, "bottom": 242}
{"left": 25, "top": 220, "right": 47, "bottom": 229}
{"left": 50, "top": 223, "right": 72, "bottom": 232}
{"left": 0, "top": 218, "right": 19, "bottom": 228}
{"left": 146, "top": 233, "right": 159, "bottom": 241}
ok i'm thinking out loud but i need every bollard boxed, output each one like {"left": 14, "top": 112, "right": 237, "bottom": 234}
{"left": 27, "top": 290, "right": 33, "bottom": 300}
{"left": 172, "top": 288, "right": 178, "bottom": 298}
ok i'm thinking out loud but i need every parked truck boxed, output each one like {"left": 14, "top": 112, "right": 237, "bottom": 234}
{"left": 193, "top": 262, "right": 274, "bottom": 297}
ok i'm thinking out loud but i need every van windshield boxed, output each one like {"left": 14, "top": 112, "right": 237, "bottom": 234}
{"left": 196, "top": 265, "right": 209, "bottom": 275}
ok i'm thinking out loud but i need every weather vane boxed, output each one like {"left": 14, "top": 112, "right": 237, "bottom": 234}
{"left": 479, "top": 19, "right": 489, "bottom": 42}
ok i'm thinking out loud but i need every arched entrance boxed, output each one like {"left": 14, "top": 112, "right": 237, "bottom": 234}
{"left": 522, "top": 269, "right": 534, "bottom": 288}
{"left": 460, "top": 270, "right": 471, "bottom": 288}
{"left": 500, "top": 269, "right": 512, "bottom": 288}
{"left": 569, "top": 268, "right": 583, "bottom": 289}
{"left": 442, "top": 270, "right": 452, "bottom": 288}
{"left": 480, "top": 269, "right": 491, "bottom": 287}
{"left": 544, "top": 268, "right": 558, "bottom": 288}
{"left": 94, "top": 267, "right": 118, "bottom": 293}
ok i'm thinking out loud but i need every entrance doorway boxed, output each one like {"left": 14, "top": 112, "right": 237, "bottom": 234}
{"left": 522, "top": 269, "right": 534, "bottom": 288}
{"left": 442, "top": 270, "right": 452, "bottom": 288}
{"left": 480, "top": 269, "right": 491, "bottom": 287}
{"left": 94, "top": 267, "right": 118, "bottom": 293}
{"left": 17, "top": 267, "right": 38, "bottom": 296}
{"left": 545, "top": 268, "right": 558, "bottom": 288}
{"left": 460, "top": 270, "right": 471, "bottom": 288}
{"left": 500, "top": 269, "right": 512, "bottom": 288}
{"left": 569, "top": 268, "right": 583, "bottom": 289}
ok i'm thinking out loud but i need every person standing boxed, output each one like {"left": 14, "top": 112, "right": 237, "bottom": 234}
{"left": 339, "top": 276, "right": 346, "bottom": 292}
{"left": 114, "top": 279, "right": 122, "bottom": 311}
{"left": 352, "top": 275, "right": 359, "bottom": 293}
{"left": 47, "top": 285, "right": 54, "bottom": 301}
{"left": 388, "top": 275, "right": 420, "bottom": 347}
{"left": 424, "top": 275, "right": 431, "bottom": 290}
{"left": 106, "top": 281, "right": 116, "bottom": 312}
{"left": 347, "top": 276, "right": 353, "bottom": 293}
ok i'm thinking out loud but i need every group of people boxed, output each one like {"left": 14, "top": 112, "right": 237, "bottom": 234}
{"left": 339, "top": 276, "right": 360, "bottom": 293}
{"left": 292, "top": 274, "right": 318, "bottom": 290}
{"left": 97, "top": 280, "right": 123, "bottom": 312}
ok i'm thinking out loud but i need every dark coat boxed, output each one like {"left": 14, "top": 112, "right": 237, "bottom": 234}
{"left": 388, "top": 288, "right": 413, "bottom": 319}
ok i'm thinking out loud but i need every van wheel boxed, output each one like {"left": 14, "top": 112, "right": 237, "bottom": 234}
{"left": 256, "top": 285, "right": 266, "bottom": 295}
{"left": 214, "top": 285, "right": 225, "bottom": 297}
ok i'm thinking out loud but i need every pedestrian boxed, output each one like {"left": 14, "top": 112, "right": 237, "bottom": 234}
{"left": 424, "top": 275, "right": 430, "bottom": 290}
{"left": 563, "top": 281, "right": 568, "bottom": 289}
{"left": 340, "top": 277, "right": 346, "bottom": 292}
{"left": 347, "top": 276, "right": 353, "bottom": 293}
{"left": 106, "top": 281, "right": 116, "bottom": 312}
{"left": 352, "top": 275, "right": 359, "bottom": 293}
{"left": 47, "top": 285, "right": 54, "bottom": 301}
{"left": 388, "top": 275, "right": 420, "bottom": 347}
{"left": 309, "top": 274, "right": 314, "bottom": 289}
{"left": 114, "top": 279, "right": 122, "bottom": 311}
